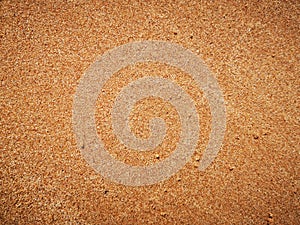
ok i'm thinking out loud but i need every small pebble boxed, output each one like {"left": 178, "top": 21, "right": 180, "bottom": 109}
{"left": 160, "top": 212, "right": 167, "bottom": 217}
{"left": 267, "top": 213, "right": 274, "bottom": 224}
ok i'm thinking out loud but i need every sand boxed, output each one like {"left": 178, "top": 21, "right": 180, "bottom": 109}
{"left": 1, "top": 0, "right": 299, "bottom": 224}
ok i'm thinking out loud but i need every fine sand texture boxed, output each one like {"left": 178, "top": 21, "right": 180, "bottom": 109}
{"left": 1, "top": 1, "right": 299, "bottom": 224}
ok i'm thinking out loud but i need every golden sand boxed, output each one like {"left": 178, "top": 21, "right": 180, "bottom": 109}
{"left": 1, "top": 0, "right": 299, "bottom": 224}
